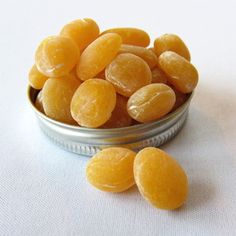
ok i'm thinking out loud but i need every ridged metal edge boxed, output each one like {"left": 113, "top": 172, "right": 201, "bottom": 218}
{"left": 38, "top": 109, "right": 188, "bottom": 156}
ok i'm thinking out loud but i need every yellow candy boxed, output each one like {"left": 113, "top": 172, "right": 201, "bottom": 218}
{"left": 134, "top": 147, "right": 188, "bottom": 210}
{"left": 77, "top": 33, "right": 122, "bottom": 81}
{"left": 42, "top": 75, "right": 80, "bottom": 124}
{"left": 119, "top": 44, "right": 157, "bottom": 68}
{"left": 86, "top": 147, "right": 136, "bottom": 192}
{"left": 154, "top": 34, "right": 191, "bottom": 61}
{"left": 35, "top": 36, "right": 79, "bottom": 77}
{"left": 158, "top": 51, "right": 198, "bottom": 93}
{"left": 102, "top": 28, "right": 150, "bottom": 47}
{"left": 127, "top": 83, "right": 176, "bottom": 123}
{"left": 60, "top": 18, "right": 99, "bottom": 51}
{"left": 70, "top": 79, "right": 116, "bottom": 128}
{"left": 105, "top": 53, "right": 152, "bottom": 97}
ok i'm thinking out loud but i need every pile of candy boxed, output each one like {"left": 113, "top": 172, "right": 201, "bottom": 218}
{"left": 29, "top": 18, "right": 198, "bottom": 128}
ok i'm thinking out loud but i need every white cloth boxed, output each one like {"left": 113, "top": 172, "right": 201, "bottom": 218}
{"left": 0, "top": 0, "right": 236, "bottom": 235}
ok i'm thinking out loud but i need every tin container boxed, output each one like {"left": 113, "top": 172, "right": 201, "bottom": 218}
{"left": 28, "top": 86, "right": 193, "bottom": 156}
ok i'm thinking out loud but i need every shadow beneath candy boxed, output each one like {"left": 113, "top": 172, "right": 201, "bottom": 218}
{"left": 170, "top": 180, "right": 215, "bottom": 214}
{"left": 116, "top": 185, "right": 139, "bottom": 196}
{"left": 90, "top": 184, "right": 139, "bottom": 198}
{"left": 186, "top": 180, "right": 215, "bottom": 210}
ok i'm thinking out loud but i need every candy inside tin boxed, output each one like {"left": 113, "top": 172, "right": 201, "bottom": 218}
{"left": 28, "top": 86, "right": 193, "bottom": 156}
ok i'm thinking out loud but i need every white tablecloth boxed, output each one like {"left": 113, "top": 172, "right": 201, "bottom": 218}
{"left": 1, "top": 0, "right": 236, "bottom": 235}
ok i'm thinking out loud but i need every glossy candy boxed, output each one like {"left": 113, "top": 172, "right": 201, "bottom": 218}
{"left": 35, "top": 36, "right": 79, "bottom": 77}
{"left": 105, "top": 53, "right": 152, "bottom": 97}
{"left": 60, "top": 18, "right": 99, "bottom": 51}
{"left": 127, "top": 83, "right": 176, "bottom": 123}
{"left": 77, "top": 33, "right": 122, "bottom": 81}
{"left": 70, "top": 79, "right": 116, "bottom": 128}
{"left": 158, "top": 51, "right": 198, "bottom": 93}
{"left": 86, "top": 147, "right": 136, "bottom": 192}
{"left": 42, "top": 75, "right": 80, "bottom": 124}
{"left": 154, "top": 34, "right": 191, "bottom": 61}
{"left": 134, "top": 147, "right": 188, "bottom": 210}
{"left": 102, "top": 28, "right": 150, "bottom": 47}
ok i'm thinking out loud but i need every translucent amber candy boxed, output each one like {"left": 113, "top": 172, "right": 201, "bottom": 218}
{"left": 77, "top": 33, "right": 122, "bottom": 81}
{"left": 158, "top": 51, "right": 198, "bottom": 93}
{"left": 42, "top": 75, "right": 80, "bottom": 125}
{"left": 96, "top": 70, "right": 106, "bottom": 79}
{"left": 86, "top": 147, "right": 136, "bottom": 192}
{"left": 28, "top": 65, "right": 48, "bottom": 89}
{"left": 171, "top": 86, "right": 188, "bottom": 111}
{"left": 105, "top": 53, "right": 152, "bottom": 97}
{"left": 35, "top": 36, "right": 79, "bottom": 77}
{"left": 148, "top": 47, "right": 156, "bottom": 53}
{"left": 35, "top": 90, "right": 44, "bottom": 113}
{"left": 102, "top": 28, "right": 150, "bottom": 47}
{"left": 127, "top": 83, "right": 176, "bottom": 123}
{"left": 102, "top": 95, "right": 132, "bottom": 128}
{"left": 70, "top": 79, "right": 116, "bottom": 128}
{"left": 134, "top": 147, "right": 188, "bottom": 210}
{"left": 151, "top": 67, "right": 168, "bottom": 84}
{"left": 154, "top": 34, "right": 191, "bottom": 61}
{"left": 60, "top": 18, "right": 99, "bottom": 51}
{"left": 119, "top": 44, "right": 157, "bottom": 68}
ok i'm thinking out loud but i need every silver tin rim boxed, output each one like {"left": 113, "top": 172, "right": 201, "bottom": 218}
{"left": 28, "top": 86, "right": 193, "bottom": 156}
